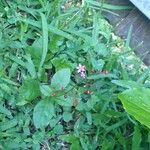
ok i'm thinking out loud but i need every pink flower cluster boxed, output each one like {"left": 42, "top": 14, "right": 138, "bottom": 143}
{"left": 77, "top": 64, "right": 86, "bottom": 78}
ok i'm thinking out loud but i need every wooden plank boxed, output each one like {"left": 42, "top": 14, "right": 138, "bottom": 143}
{"left": 104, "top": 0, "right": 150, "bottom": 66}
{"left": 130, "top": 0, "right": 150, "bottom": 19}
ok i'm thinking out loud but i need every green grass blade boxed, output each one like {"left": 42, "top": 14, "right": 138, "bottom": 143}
{"left": 18, "top": 18, "right": 75, "bottom": 41}
{"left": 132, "top": 127, "right": 141, "bottom": 150}
{"left": 39, "top": 13, "right": 48, "bottom": 70}
{"left": 86, "top": 0, "right": 133, "bottom": 10}
{"left": 125, "top": 25, "right": 133, "bottom": 50}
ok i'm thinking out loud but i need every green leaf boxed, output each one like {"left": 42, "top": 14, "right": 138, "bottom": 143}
{"left": 132, "top": 127, "right": 141, "bottom": 150}
{"left": 91, "top": 58, "right": 105, "bottom": 71}
{"left": 86, "top": 0, "right": 132, "bottom": 10}
{"left": 51, "top": 57, "right": 74, "bottom": 71}
{"left": 33, "top": 99, "right": 55, "bottom": 129}
{"left": 51, "top": 68, "right": 71, "bottom": 90}
{"left": 0, "top": 118, "right": 18, "bottom": 131}
{"left": 0, "top": 105, "right": 12, "bottom": 117}
{"left": 88, "top": 73, "right": 117, "bottom": 80}
{"left": 86, "top": 112, "right": 92, "bottom": 125}
{"left": 112, "top": 80, "right": 143, "bottom": 89}
{"left": 39, "top": 13, "right": 48, "bottom": 70}
{"left": 60, "top": 134, "right": 81, "bottom": 150}
{"left": 94, "top": 43, "right": 109, "bottom": 57}
{"left": 40, "top": 85, "right": 52, "bottom": 97}
{"left": 19, "top": 18, "right": 75, "bottom": 41}
{"left": 24, "top": 54, "right": 37, "bottom": 78}
{"left": 119, "top": 88, "right": 150, "bottom": 128}
{"left": 18, "top": 78, "right": 40, "bottom": 105}
{"left": 125, "top": 25, "right": 133, "bottom": 50}
{"left": 63, "top": 112, "right": 72, "bottom": 122}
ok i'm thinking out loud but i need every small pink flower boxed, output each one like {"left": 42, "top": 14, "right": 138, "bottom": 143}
{"left": 77, "top": 64, "right": 86, "bottom": 73}
{"left": 80, "top": 71, "right": 86, "bottom": 78}
{"left": 77, "top": 64, "right": 86, "bottom": 78}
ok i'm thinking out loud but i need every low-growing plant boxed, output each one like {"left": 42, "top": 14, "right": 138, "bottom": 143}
{"left": 0, "top": 0, "right": 150, "bottom": 150}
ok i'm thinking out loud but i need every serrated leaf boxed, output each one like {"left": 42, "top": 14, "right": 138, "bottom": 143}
{"left": 119, "top": 88, "right": 150, "bottom": 128}
{"left": 51, "top": 68, "right": 71, "bottom": 90}
{"left": 33, "top": 99, "right": 55, "bottom": 129}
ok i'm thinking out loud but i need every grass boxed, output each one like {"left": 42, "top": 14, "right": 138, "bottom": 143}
{"left": 0, "top": 0, "right": 150, "bottom": 150}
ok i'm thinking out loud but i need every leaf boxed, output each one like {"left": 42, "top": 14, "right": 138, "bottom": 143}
{"left": 0, "top": 105, "right": 12, "bottom": 118}
{"left": 18, "top": 78, "right": 41, "bottom": 105}
{"left": 51, "top": 68, "right": 71, "bottom": 90}
{"left": 132, "top": 127, "right": 141, "bottom": 150}
{"left": 40, "top": 85, "right": 52, "bottom": 97}
{"left": 91, "top": 58, "right": 105, "bottom": 71}
{"left": 60, "top": 134, "right": 81, "bottom": 150}
{"left": 86, "top": 112, "right": 92, "bottom": 125}
{"left": 24, "top": 54, "right": 37, "bottom": 78}
{"left": 94, "top": 43, "right": 109, "bottom": 57}
{"left": 0, "top": 84, "right": 11, "bottom": 95}
{"left": 19, "top": 18, "right": 75, "bottom": 41}
{"left": 125, "top": 25, "right": 133, "bottom": 50}
{"left": 86, "top": 0, "right": 132, "bottom": 10}
{"left": 56, "top": 96, "right": 74, "bottom": 107}
{"left": 112, "top": 80, "right": 143, "bottom": 89}
{"left": 63, "top": 112, "right": 72, "bottom": 122}
{"left": 119, "top": 88, "right": 150, "bottom": 128}
{"left": 49, "top": 36, "right": 63, "bottom": 54}
{"left": 51, "top": 57, "right": 74, "bottom": 71}
{"left": 39, "top": 13, "right": 48, "bottom": 70}
{"left": 33, "top": 99, "right": 55, "bottom": 129}
{"left": 0, "top": 118, "right": 18, "bottom": 131}
{"left": 88, "top": 73, "right": 117, "bottom": 80}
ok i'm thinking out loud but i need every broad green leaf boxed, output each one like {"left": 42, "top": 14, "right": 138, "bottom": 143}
{"left": 132, "top": 127, "right": 141, "bottom": 150}
{"left": 94, "top": 43, "right": 109, "bottom": 57}
{"left": 40, "top": 85, "right": 52, "bottom": 96}
{"left": 33, "top": 99, "right": 55, "bottom": 129}
{"left": 119, "top": 88, "right": 150, "bottom": 128}
{"left": 51, "top": 57, "right": 74, "bottom": 71}
{"left": 91, "top": 58, "right": 105, "bottom": 71}
{"left": 60, "top": 134, "right": 81, "bottom": 150}
{"left": 49, "top": 36, "right": 63, "bottom": 54}
{"left": 63, "top": 112, "right": 72, "bottom": 122}
{"left": 51, "top": 68, "right": 71, "bottom": 90}
{"left": 56, "top": 96, "right": 74, "bottom": 107}
{"left": 54, "top": 124, "right": 64, "bottom": 135}
{"left": 18, "top": 78, "right": 40, "bottom": 104}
